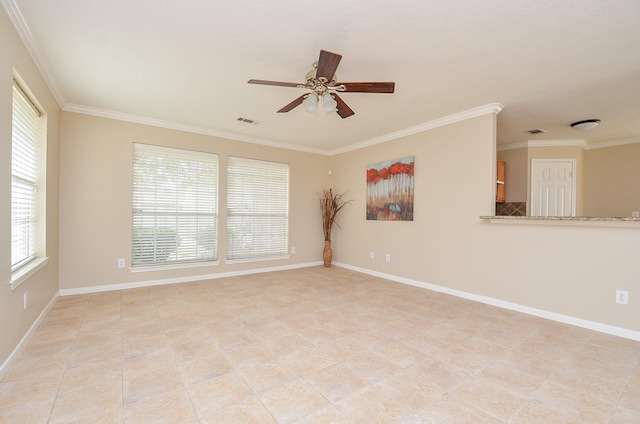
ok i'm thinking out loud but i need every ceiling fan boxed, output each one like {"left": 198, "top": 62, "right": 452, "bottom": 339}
{"left": 248, "top": 50, "right": 395, "bottom": 119}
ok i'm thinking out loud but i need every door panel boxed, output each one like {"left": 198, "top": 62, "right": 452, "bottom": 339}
{"left": 530, "top": 159, "right": 576, "bottom": 216}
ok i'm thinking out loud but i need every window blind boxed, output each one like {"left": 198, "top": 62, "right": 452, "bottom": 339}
{"left": 11, "top": 81, "right": 41, "bottom": 271}
{"left": 132, "top": 144, "right": 218, "bottom": 266}
{"left": 227, "top": 157, "right": 289, "bottom": 260}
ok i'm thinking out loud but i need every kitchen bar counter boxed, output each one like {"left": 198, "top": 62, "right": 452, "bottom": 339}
{"left": 480, "top": 215, "right": 640, "bottom": 228}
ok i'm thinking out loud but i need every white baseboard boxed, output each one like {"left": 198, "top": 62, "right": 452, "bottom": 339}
{"left": 4, "top": 261, "right": 637, "bottom": 380}
{"left": 334, "top": 262, "right": 640, "bottom": 342}
{"left": 3, "top": 263, "right": 323, "bottom": 378}
{"left": 0, "top": 292, "right": 59, "bottom": 379}
{"left": 59, "top": 261, "right": 323, "bottom": 296}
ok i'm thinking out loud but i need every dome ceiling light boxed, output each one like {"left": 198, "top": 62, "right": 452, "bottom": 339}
{"left": 570, "top": 119, "right": 600, "bottom": 130}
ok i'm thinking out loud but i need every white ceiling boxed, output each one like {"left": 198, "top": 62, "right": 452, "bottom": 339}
{"left": 4, "top": 0, "right": 640, "bottom": 154}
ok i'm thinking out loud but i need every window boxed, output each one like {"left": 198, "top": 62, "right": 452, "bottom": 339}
{"left": 11, "top": 79, "right": 46, "bottom": 283}
{"left": 227, "top": 157, "right": 289, "bottom": 261}
{"left": 132, "top": 144, "right": 218, "bottom": 267}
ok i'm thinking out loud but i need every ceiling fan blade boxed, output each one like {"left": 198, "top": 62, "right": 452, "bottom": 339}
{"left": 316, "top": 50, "right": 342, "bottom": 81}
{"left": 333, "top": 93, "right": 355, "bottom": 119}
{"left": 339, "top": 82, "right": 395, "bottom": 93}
{"left": 248, "top": 79, "right": 301, "bottom": 88}
{"left": 277, "top": 94, "right": 306, "bottom": 113}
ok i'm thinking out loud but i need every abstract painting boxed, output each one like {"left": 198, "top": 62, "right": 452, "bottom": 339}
{"left": 366, "top": 156, "right": 414, "bottom": 221}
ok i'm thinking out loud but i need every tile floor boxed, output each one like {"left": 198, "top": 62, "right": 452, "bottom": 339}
{"left": 1, "top": 266, "right": 639, "bottom": 423}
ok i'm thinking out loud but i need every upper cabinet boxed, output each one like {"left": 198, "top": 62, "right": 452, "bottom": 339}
{"left": 496, "top": 160, "right": 506, "bottom": 203}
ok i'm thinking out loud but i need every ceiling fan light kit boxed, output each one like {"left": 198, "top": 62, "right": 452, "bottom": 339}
{"left": 322, "top": 93, "right": 337, "bottom": 113}
{"left": 570, "top": 119, "right": 600, "bottom": 130}
{"left": 302, "top": 92, "right": 338, "bottom": 115}
{"left": 302, "top": 92, "right": 319, "bottom": 113}
{"left": 248, "top": 49, "right": 395, "bottom": 119}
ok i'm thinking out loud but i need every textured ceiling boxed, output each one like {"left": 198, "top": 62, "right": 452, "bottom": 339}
{"left": 3, "top": 0, "right": 640, "bottom": 154}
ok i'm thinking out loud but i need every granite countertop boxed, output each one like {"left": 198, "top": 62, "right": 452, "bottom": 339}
{"left": 481, "top": 216, "right": 640, "bottom": 221}
{"left": 480, "top": 215, "right": 640, "bottom": 227}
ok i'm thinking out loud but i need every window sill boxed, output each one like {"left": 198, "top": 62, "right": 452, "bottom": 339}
{"left": 130, "top": 260, "right": 220, "bottom": 273}
{"left": 11, "top": 257, "right": 49, "bottom": 290}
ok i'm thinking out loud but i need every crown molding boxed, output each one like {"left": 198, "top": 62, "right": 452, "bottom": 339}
{"left": 1, "top": 0, "right": 66, "bottom": 106}
{"left": 526, "top": 139, "right": 587, "bottom": 149}
{"left": 330, "top": 103, "right": 504, "bottom": 155}
{"left": 5, "top": 1, "right": 637, "bottom": 157}
{"left": 65, "top": 103, "right": 505, "bottom": 157}
{"left": 5, "top": 0, "right": 504, "bottom": 157}
{"left": 498, "top": 136, "right": 640, "bottom": 152}
{"left": 583, "top": 136, "right": 640, "bottom": 150}
{"left": 4, "top": 0, "right": 504, "bottom": 157}
{"left": 63, "top": 103, "right": 332, "bottom": 156}
{"left": 498, "top": 139, "right": 587, "bottom": 151}
{"left": 496, "top": 141, "right": 530, "bottom": 151}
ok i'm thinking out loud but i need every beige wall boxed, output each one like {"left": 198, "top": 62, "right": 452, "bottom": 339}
{"left": 3, "top": 3, "right": 639, "bottom": 374}
{"left": 497, "top": 147, "right": 527, "bottom": 202}
{"left": 584, "top": 143, "right": 640, "bottom": 217}
{"left": 59, "top": 112, "right": 330, "bottom": 291}
{"left": 332, "top": 114, "right": 639, "bottom": 333}
{"left": 1, "top": 10, "right": 60, "bottom": 369}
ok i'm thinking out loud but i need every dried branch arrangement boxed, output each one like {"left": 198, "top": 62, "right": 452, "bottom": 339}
{"left": 319, "top": 188, "right": 352, "bottom": 241}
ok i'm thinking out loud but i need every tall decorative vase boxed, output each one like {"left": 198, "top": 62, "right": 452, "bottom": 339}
{"left": 323, "top": 240, "right": 332, "bottom": 267}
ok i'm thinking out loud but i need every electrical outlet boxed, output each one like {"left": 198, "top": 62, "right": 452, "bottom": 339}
{"left": 370, "top": 252, "right": 374, "bottom": 259}
{"left": 291, "top": 247, "right": 296, "bottom": 254}
{"left": 117, "top": 258, "right": 125, "bottom": 268}
{"left": 616, "top": 290, "right": 629, "bottom": 305}
{"left": 632, "top": 211, "right": 639, "bottom": 218}
{"left": 385, "top": 254, "right": 391, "bottom": 262}
{"left": 23, "top": 291, "right": 28, "bottom": 310}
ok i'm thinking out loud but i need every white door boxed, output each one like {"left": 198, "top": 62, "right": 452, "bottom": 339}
{"left": 530, "top": 159, "right": 576, "bottom": 216}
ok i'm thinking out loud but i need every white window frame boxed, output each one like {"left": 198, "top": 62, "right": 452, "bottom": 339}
{"left": 226, "top": 156, "right": 289, "bottom": 263}
{"left": 11, "top": 78, "right": 48, "bottom": 290}
{"left": 132, "top": 143, "right": 219, "bottom": 270}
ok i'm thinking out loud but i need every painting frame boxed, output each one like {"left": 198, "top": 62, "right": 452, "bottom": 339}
{"left": 366, "top": 156, "right": 414, "bottom": 221}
